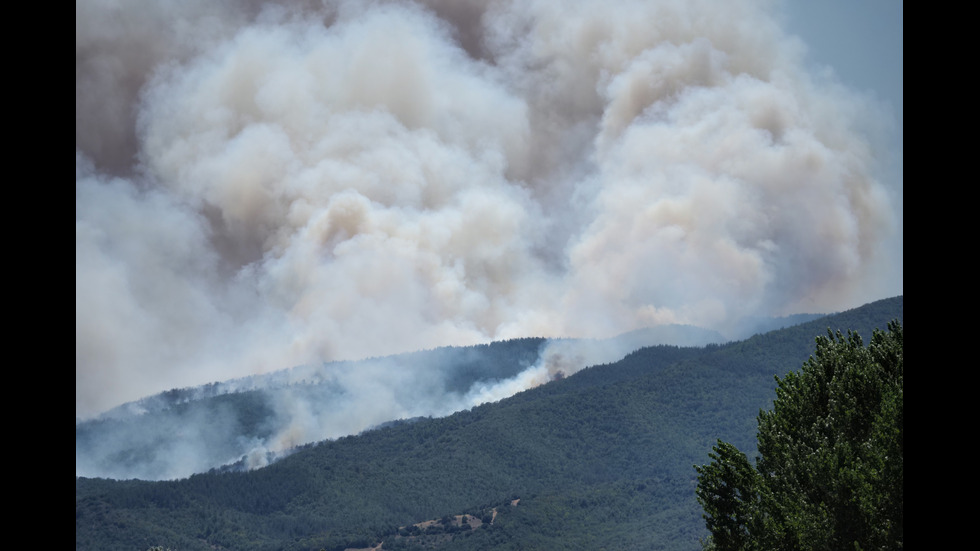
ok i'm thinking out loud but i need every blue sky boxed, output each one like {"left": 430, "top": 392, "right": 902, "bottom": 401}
{"left": 783, "top": 1, "right": 903, "bottom": 139}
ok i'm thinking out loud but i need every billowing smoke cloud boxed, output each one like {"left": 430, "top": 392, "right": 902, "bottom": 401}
{"left": 77, "top": 0, "right": 901, "bottom": 425}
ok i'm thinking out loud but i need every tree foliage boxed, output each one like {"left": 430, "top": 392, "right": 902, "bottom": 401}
{"left": 695, "top": 321, "right": 903, "bottom": 550}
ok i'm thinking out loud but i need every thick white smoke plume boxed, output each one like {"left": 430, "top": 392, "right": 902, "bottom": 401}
{"left": 77, "top": 0, "right": 901, "bottom": 421}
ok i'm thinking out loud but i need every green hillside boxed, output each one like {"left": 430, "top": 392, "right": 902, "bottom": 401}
{"left": 76, "top": 296, "right": 902, "bottom": 551}
{"left": 77, "top": 324, "right": 725, "bottom": 481}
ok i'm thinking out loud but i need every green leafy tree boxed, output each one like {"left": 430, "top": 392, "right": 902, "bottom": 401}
{"left": 695, "top": 321, "right": 903, "bottom": 550}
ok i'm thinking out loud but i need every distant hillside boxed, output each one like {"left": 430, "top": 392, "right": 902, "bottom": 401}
{"left": 75, "top": 296, "right": 902, "bottom": 550}
{"left": 76, "top": 325, "right": 723, "bottom": 481}
{"left": 727, "top": 311, "right": 831, "bottom": 341}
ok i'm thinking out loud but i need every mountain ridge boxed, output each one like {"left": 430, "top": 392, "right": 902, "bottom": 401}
{"left": 77, "top": 324, "right": 725, "bottom": 480}
{"left": 76, "top": 295, "right": 903, "bottom": 550}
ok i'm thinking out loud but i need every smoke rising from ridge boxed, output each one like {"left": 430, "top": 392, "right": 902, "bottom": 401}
{"left": 76, "top": 0, "right": 902, "bottom": 421}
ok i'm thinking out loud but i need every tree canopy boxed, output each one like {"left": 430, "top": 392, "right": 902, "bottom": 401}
{"left": 695, "top": 321, "right": 903, "bottom": 550}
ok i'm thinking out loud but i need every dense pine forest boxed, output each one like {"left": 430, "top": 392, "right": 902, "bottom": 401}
{"left": 76, "top": 296, "right": 902, "bottom": 550}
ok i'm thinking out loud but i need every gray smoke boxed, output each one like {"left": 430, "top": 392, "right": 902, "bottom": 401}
{"left": 77, "top": 0, "right": 901, "bottom": 425}
{"left": 77, "top": 327, "right": 724, "bottom": 480}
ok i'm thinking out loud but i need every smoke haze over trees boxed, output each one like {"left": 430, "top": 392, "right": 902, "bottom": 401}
{"left": 77, "top": 326, "right": 727, "bottom": 480}
{"left": 75, "top": 297, "right": 903, "bottom": 550}
{"left": 76, "top": 0, "right": 903, "bottom": 419}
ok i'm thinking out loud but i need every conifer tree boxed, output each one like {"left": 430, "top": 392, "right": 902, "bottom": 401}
{"left": 695, "top": 321, "right": 903, "bottom": 550}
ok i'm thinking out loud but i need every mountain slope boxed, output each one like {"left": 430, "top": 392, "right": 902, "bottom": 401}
{"left": 76, "top": 296, "right": 903, "bottom": 551}
{"left": 77, "top": 325, "right": 724, "bottom": 481}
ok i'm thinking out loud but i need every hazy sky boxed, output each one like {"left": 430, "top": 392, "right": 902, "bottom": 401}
{"left": 783, "top": 1, "right": 902, "bottom": 113}
{"left": 783, "top": 0, "right": 903, "bottom": 272}
{"left": 76, "top": 0, "right": 903, "bottom": 419}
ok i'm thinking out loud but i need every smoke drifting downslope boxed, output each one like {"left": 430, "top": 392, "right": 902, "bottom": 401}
{"left": 77, "top": 327, "right": 727, "bottom": 480}
{"left": 77, "top": 0, "right": 901, "bottom": 423}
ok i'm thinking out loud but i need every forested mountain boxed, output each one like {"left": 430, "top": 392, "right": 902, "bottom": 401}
{"left": 76, "top": 296, "right": 902, "bottom": 551}
{"left": 77, "top": 325, "right": 724, "bottom": 480}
